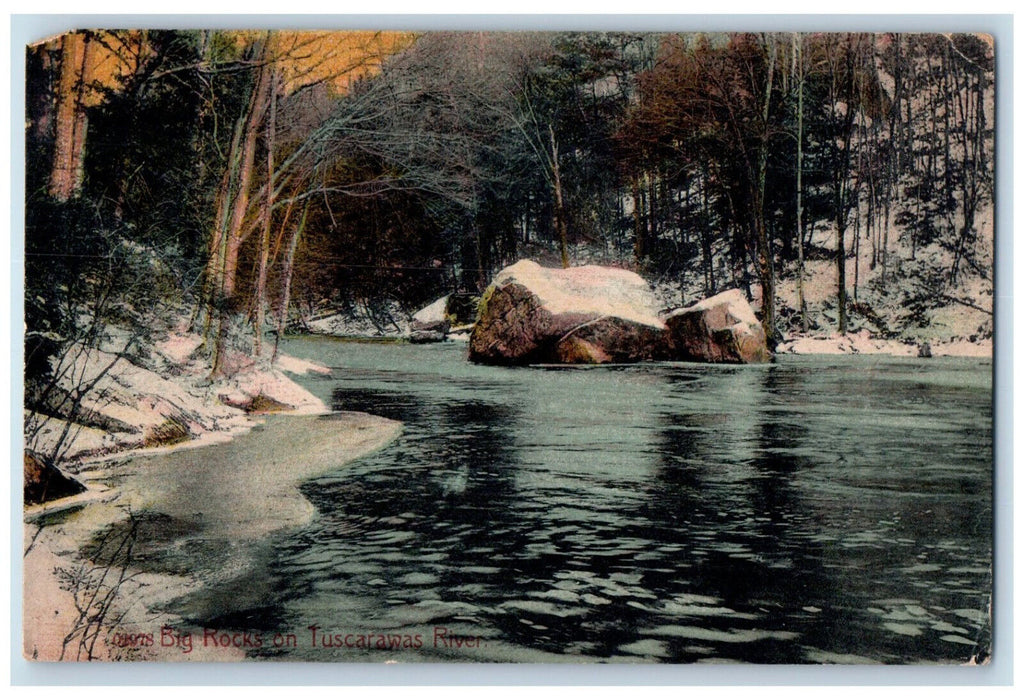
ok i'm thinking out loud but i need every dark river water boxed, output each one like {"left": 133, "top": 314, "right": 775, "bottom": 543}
{"left": 173, "top": 338, "right": 992, "bottom": 664}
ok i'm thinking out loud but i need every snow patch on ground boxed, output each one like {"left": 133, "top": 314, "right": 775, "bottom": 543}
{"left": 274, "top": 352, "right": 331, "bottom": 376}
{"left": 776, "top": 329, "right": 990, "bottom": 358}
{"left": 154, "top": 331, "right": 204, "bottom": 366}
{"left": 304, "top": 300, "right": 411, "bottom": 338}
{"left": 777, "top": 331, "right": 920, "bottom": 356}
{"left": 930, "top": 338, "right": 993, "bottom": 358}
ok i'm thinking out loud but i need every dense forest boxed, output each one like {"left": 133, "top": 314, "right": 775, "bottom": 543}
{"left": 25, "top": 30, "right": 994, "bottom": 385}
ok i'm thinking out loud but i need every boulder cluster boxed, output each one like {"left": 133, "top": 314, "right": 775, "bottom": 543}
{"left": 461, "top": 260, "right": 771, "bottom": 365}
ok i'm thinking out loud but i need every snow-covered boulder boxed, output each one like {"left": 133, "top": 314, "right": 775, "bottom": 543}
{"left": 469, "top": 260, "right": 667, "bottom": 365}
{"left": 411, "top": 296, "right": 451, "bottom": 332}
{"left": 663, "top": 289, "right": 772, "bottom": 364}
{"left": 408, "top": 295, "right": 450, "bottom": 343}
{"left": 219, "top": 363, "right": 326, "bottom": 416}
{"left": 406, "top": 293, "right": 481, "bottom": 343}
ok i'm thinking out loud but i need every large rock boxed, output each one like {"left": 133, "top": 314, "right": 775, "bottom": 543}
{"left": 408, "top": 329, "right": 447, "bottom": 344}
{"left": 469, "top": 260, "right": 667, "bottom": 365}
{"left": 663, "top": 289, "right": 772, "bottom": 364}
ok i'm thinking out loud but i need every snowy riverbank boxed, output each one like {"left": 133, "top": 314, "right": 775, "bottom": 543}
{"left": 23, "top": 411, "right": 402, "bottom": 662}
{"left": 25, "top": 327, "right": 335, "bottom": 470}
{"left": 775, "top": 329, "right": 991, "bottom": 358}
{"left": 22, "top": 329, "right": 404, "bottom": 661}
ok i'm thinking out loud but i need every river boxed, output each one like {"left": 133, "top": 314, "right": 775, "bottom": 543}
{"left": 153, "top": 338, "right": 992, "bottom": 664}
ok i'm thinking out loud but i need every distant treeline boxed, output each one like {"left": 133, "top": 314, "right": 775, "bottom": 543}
{"left": 25, "top": 30, "right": 994, "bottom": 377}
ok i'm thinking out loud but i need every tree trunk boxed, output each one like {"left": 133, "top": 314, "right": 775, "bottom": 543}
{"left": 648, "top": 170, "right": 659, "bottom": 252}
{"left": 631, "top": 174, "right": 644, "bottom": 264}
{"left": 211, "top": 35, "right": 273, "bottom": 376}
{"left": 549, "top": 125, "right": 570, "bottom": 269}
{"left": 853, "top": 205, "right": 861, "bottom": 302}
{"left": 272, "top": 199, "right": 311, "bottom": 363}
{"left": 829, "top": 34, "right": 863, "bottom": 336}
{"left": 700, "top": 172, "right": 715, "bottom": 296}
{"left": 794, "top": 33, "right": 808, "bottom": 333}
{"left": 49, "top": 31, "right": 90, "bottom": 202}
{"left": 252, "top": 68, "right": 278, "bottom": 358}
{"left": 754, "top": 36, "right": 777, "bottom": 343}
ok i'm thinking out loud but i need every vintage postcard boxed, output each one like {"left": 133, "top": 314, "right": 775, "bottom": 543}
{"left": 21, "top": 28, "right": 994, "bottom": 665}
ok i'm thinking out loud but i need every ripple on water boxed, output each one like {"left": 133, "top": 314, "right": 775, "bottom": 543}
{"left": 660, "top": 602, "right": 760, "bottom": 621}
{"left": 500, "top": 599, "right": 589, "bottom": 619}
{"left": 930, "top": 621, "right": 971, "bottom": 635}
{"left": 648, "top": 625, "right": 800, "bottom": 644}
{"left": 530, "top": 589, "right": 581, "bottom": 603}
{"left": 804, "top": 648, "right": 877, "bottom": 664}
{"left": 951, "top": 608, "right": 988, "bottom": 624}
{"left": 882, "top": 622, "right": 923, "bottom": 637}
{"left": 324, "top": 562, "right": 381, "bottom": 577}
{"left": 619, "top": 639, "right": 671, "bottom": 659}
{"left": 940, "top": 635, "right": 979, "bottom": 646}
{"left": 399, "top": 572, "right": 440, "bottom": 586}
{"left": 364, "top": 530, "right": 417, "bottom": 545}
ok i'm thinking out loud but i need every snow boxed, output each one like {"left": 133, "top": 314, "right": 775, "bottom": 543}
{"left": 412, "top": 295, "right": 449, "bottom": 325}
{"left": 775, "top": 329, "right": 990, "bottom": 358}
{"left": 154, "top": 331, "right": 204, "bottom": 365}
{"left": 25, "top": 330, "right": 330, "bottom": 466}
{"left": 21, "top": 325, "right": 403, "bottom": 661}
{"left": 776, "top": 331, "right": 920, "bottom": 357}
{"left": 305, "top": 300, "right": 411, "bottom": 338}
{"left": 224, "top": 366, "right": 327, "bottom": 416}
{"left": 274, "top": 352, "right": 331, "bottom": 376}
{"left": 492, "top": 259, "right": 666, "bottom": 329}
{"left": 930, "top": 338, "right": 993, "bottom": 358}
{"left": 670, "top": 288, "right": 761, "bottom": 327}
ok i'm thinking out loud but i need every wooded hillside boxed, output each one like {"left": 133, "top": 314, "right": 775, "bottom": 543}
{"left": 25, "top": 30, "right": 994, "bottom": 383}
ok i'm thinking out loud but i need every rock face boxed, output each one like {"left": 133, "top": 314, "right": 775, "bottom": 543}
{"left": 24, "top": 451, "right": 86, "bottom": 505}
{"left": 663, "top": 289, "right": 772, "bottom": 364}
{"left": 469, "top": 260, "right": 667, "bottom": 365}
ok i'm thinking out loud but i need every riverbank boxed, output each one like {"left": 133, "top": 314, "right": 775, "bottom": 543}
{"left": 299, "top": 325, "right": 992, "bottom": 361}
{"left": 23, "top": 410, "right": 403, "bottom": 662}
{"left": 22, "top": 328, "right": 404, "bottom": 661}
{"left": 25, "top": 327, "right": 335, "bottom": 470}
{"left": 774, "top": 329, "right": 992, "bottom": 358}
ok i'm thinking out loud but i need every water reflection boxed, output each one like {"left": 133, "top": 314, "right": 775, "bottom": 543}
{"left": 169, "top": 342, "right": 991, "bottom": 663}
